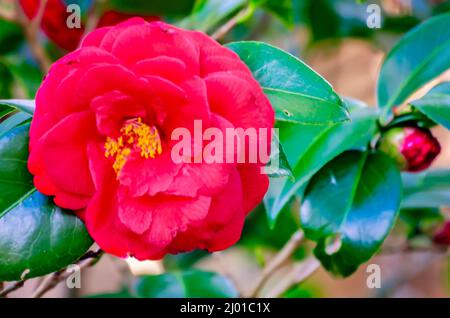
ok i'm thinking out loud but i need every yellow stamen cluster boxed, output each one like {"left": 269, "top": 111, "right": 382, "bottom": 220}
{"left": 104, "top": 118, "right": 162, "bottom": 175}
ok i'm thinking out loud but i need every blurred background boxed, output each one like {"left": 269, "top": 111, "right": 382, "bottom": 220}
{"left": 1, "top": 0, "right": 450, "bottom": 297}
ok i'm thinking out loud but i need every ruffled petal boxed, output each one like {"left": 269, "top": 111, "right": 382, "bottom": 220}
{"left": 30, "top": 111, "right": 97, "bottom": 209}
{"left": 165, "top": 114, "right": 235, "bottom": 197}
{"left": 91, "top": 91, "right": 147, "bottom": 137}
{"left": 81, "top": 27, "right": 112, "bottom": 48}
{"left": 111, "top": 22, "right": 200, "bottom": 74}
{"left": 132, "top": 56, "right": 188, "bottom": 84}
{"left": 205, "top": 72, "right": 274, "bottom": 130}
{"left": 238, "top": 164, "right": 269, "bottom": 214}
{"left": 119, "top": 150, "right": 182, "bottom": 197}
{"left": 168, "top": 169, "right": 244, "bottom": 252}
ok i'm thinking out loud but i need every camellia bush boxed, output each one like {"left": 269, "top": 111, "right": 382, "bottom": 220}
{"left": 0, "top": 0, "right": 449, "bottom": 298}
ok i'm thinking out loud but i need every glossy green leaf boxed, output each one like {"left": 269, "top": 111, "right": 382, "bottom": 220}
{"left": 402, "top": 169, "right": 450, "bottom": 209}
{"left": 134, "top": 270, "right": 238, "bottom": 298}
{"left": 0, "top": 103, "right": 14, "bottom": 120}
{"left": 0, "top": 99, "right": 35, "bottom": 115}
{"left": 386, "top": 111, "right": 436, "bottom": 129}
{"left": 0, "top": 111, "right": 31, "bottom": 137}
{"left": 265, "top": 106, "right": 378, "bottom": 225}
{"left": 302, "top": 151, "right": 402, "bottom": 277}
{"left": 226, "top": 41, "right": 349, "bottom": 125}
{"left": 264, "top": 131, "right": 294, "bottom": 179}
{"left": 0, "top": 125, "right": 93, "bottom": 281}
{"left": 163, "top": 251, "right": 209, "bottom": 271}
{"left": 410, "top": 82, "right": 450, "bottom": 130}
{"left": 378, "top": 13, "right": 450, "bottom": 119}
{"left": 179, "top": 0, "right": 247, "bottom": 33}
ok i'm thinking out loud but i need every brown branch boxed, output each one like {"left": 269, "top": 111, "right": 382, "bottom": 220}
{"left": 0, "top": 268, "right": 32, "bottom": 297}
{"left": 211, "top": 7, "right": 250, "bottom": 41}
{"left": 265, "top": 256, "right": 320, "bottom": 298}
{"left": 81, "top": 0, "right": 107, "bottom": 40}
{"left": 13, "top": 0, "right": 51, "bottom": 73}
{"left": 32, "top": 249, "right": 103, "bottom": 298}
{"left": 0, "top": 281, "right": 25, "bottom": 298}
{"left": 248, "top": 230, "right": 304, "bottom": 297}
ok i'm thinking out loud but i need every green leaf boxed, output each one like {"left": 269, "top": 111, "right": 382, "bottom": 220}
{"left": 134, "top": 270, "right": 238, "bottom": 298}
{"left": 0, "top": 111, "right": 31, "bottom": 137}
{"left": 226, "top": 41, "right": 349, "bottom": 125}
{"left": 0, "top": 103, "right": 15, "bottom": 120}
{"left": 163, "top": 250, "right": 209, "bottom": 271}
{"left": 302, "top": 151, "right": 402, "bottom": 277}
{"left": 410, "top": 82, "right": 450, "bottom": 130}
{"left": 107, "top": 0, "right": 196, "bottom": 15}
{"left": 378, "top": 13, "right": 450, "bottom": 119}
{"left": 402, "top": 169, "right": 450, "bottom": 209}
{"left": 265, "top": 105, "right": 378, "bottom": 225}
{"left": 0, "top": 125, "right": 93, "bottom": 281}
{"left": 264, "top": 131, "right": 294, "bottom": 179}
{"left": 0, "top": 99, "right": 35, "bottom": 115}
{"left": 178, "top": 0, "right": 247, "bottom": 33}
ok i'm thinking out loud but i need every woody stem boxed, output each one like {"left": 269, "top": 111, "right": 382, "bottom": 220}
{"left": 248, "top": 230, "right": 305, "bottom": 297}
{"left": 13, "top": 0, "right": 51, "bottom": 73}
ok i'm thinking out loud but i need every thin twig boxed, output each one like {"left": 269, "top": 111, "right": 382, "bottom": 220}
{"left": 81, "top": 0, "right": 107, "bottom": 40}
{"left": 0, "top": 281, "right": 25, "bottom": 298}
{"left": 211, "top": 7, "right": 250, "bottom": 41}
{"left": 212, "top": 252, "right": 244, "bottom": 297}
{"left": 265, "top": 256, "right": 321, "bottom": 298}
{"left": 13, "top": 0, "right": 51, "bottom": 73}
{"left": 248, "top": 230, "right": 304, "bottom": 297}
{"left": 32, "top": 249, "right": 103, "bottom": 298}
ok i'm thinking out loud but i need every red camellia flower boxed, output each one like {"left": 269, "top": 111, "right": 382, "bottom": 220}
{"left": 19, "top": 0, "right": 158, "bottom": 51}
{"left": 378, "top": 126, "right": 441, "bottom": 172}
{"left": 28, "top": 19, "right": 274, "bottom": 260}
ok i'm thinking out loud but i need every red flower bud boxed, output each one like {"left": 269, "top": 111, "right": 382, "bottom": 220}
{"left": 378, "top": 127, "right": 441, "bottom": 172}
{"left": 433, "top": 221, "right": 450, "bottom": 246}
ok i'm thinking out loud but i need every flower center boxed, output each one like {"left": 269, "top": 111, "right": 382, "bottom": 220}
{"left": 104, "top": 117, "right": 162, "bottom": 175}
